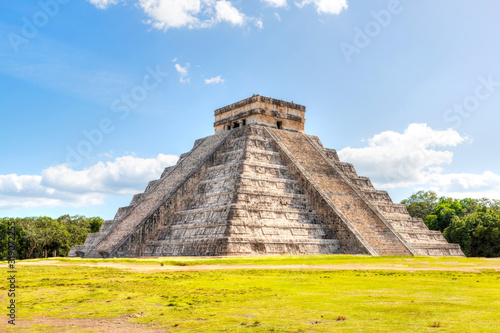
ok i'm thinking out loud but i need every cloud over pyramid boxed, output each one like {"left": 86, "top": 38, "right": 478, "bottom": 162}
{"left": 69, "top": 95, "right": 464, "bottom": 257}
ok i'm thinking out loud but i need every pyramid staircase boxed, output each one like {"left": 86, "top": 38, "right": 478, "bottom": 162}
{"left": 69, "top": 95, "right": 464, "bottom": 257}
{"left": 143, "top": 126, "right": 341, "bottom": 256}
{"left": 267, "top": 128, "right": 463, "bottom": 257}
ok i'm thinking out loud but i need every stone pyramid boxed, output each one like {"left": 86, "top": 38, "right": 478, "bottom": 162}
{"left": 69, "top": 95, "right": 464, "bottom": 258}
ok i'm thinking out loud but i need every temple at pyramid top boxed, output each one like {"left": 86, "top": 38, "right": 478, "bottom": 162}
{"left": 69, "top": 95, "right": 464, "bottom": 258}
{"left": 214, "top": 95, "right": 306, "bottom": 133}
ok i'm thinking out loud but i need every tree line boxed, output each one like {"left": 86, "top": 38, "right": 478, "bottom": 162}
{"left": 401, "top": 191, "right": 500, "bottom": 257}
{"left": 0, "top": 215, "right": 102, "bottom": 260}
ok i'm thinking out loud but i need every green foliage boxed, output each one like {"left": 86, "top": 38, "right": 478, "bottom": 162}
{"left": 444, "top": 207, "right": 500, "bottom": 257}
{"left": 402, "top": 191, "right": 500, "bottom": 257}
{"left": 427, "top": 200, "right": 464, "bottom": 232}
{"left": 400, "top": 190, "right": 438, "bottom": 219}
{"left": 0, "top": 215, "right": 102, "bottom": 260}
{"left": 89, "top": 217, "right": 104, "bottom": 233}
{"left": 58, "top": 214, "right": 96, "bottom": 249}
{"left": 0, "top": 218, "right": 28, "bottom": 260}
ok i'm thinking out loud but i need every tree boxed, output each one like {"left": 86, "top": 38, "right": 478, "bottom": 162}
{"left": 426, "top": 200, "right": 463, "bottom": 232}
{"left": 401, "top": 190, "right": 439, "bottom": 219}
{"left": 443, "top": 218, "right": 473, "bottom": 256}
{"left": 88, "top": 217, "right": 103, "bottom": 233}
{"left": 0, "top": 218, "right": 28, "bottom": 261}
{"left": 58, "top": 215, "right": 93, "bottom": 256}
{"left": 444, "top": 207, "right": 500, "bottom": 257}
{"left": 402, "top": 192, "right": 500, "bottom": 257}
{"left": 18, "top": 217, "right": 68, "bottom": 258}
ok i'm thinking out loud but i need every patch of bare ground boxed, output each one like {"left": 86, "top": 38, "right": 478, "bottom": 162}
{"left": 17, "top": 260, "right": 500, "bottom": 273}
{"left": 11, "top": 315, "right": 167, "bottom": 332}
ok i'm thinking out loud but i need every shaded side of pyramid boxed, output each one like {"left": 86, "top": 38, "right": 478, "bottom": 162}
{"left": 69, "top": 95, "right": 464, "bottom": 257}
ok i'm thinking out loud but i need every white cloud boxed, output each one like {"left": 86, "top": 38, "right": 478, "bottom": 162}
{"left": 426, "top": 171, "right": 500, "bottom": 193}
{"left": 139, "top": 0, "right": 203, "bottom": 30}
{"left": 85, "top": 0, "right": 349, "bottom": 31}
{"left": 98, "top": 151, "right": 114, "bottom": 158}
{"left": 215, "top": 0, "right": 246, "bottom": 26}
{"left": 295, "top": 0, "right": 348, "bottom": 15}
{"left": 337, "top": 123, "right": 500, "bottom": 198}
{"left": 338, "top": 123, "right": 466, "bottom": 187}
{"left": 175, "top": 63, "right": 190, "bottom": 83}
{"left": 275, "top": 12, "right": 282, "bottom": 21}
{"left": 137, "top": 0, "right": 249, "bottom": 31}
{"left": 254, "top": 18, "right": 264, "bottom": 29}
{"left": 0, "top": 154, "right": 178, "bottom": 210}
{"left": 86, "top": 0, "right": 119, "bottom": 9}
{"left": 261, "top": 0, "right": 288, "bottom": 8}
{"left": 204, "top": 75, "right": 224, "bottom": 84}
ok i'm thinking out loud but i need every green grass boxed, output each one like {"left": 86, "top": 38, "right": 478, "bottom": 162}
{"left": 1, "top": 255, "right": 499, "bottom": 332}
{"left": 16, "top": 254, "right": 500, "bottom": 268}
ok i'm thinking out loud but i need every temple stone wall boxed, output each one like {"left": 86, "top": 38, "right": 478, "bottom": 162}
{"left": 214, "top": 95, "right": 305, "bottom": 133}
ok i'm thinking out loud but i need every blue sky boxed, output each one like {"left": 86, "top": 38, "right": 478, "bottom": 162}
{"left": 1, "top": 0, "right": 500, "bottom": 219}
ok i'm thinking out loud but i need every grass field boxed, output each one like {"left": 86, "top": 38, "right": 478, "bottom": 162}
{"left": 1, "top": 255, "right": 499, "bottom": 332}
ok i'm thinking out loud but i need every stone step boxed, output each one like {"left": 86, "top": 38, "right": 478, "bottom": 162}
{"left": 269, "top": 128, "right": 413, "bottom": 256}
{"left": 173, "top": 203, "right": 318, "bottom": 220}
{"left": 388, "top": 217, "right": 432, "bottom": 231}
{"left": 346, "top": 176, "right": 374, "bottom": 190}
{"left": 130, "top": 193, "right": 145, "bottom": 206}
{"left": 228, "top": 136, "right": 276, "bottom": 151}
{"left": 218, "top": 147, "right": 280, "bottom": 158}
{"left": 361, "top": 189, "right": 393, "bottom": 204}
{"left": 173, "top": 210, "right": 320, "bottom": 224}
{"left": 114, "top": 206, "right": 132, "bottom": 220}
{"left": 410, "top": 243, "right": 465, "bottom": 257}
{"left": 156, "top": 227, "right": 330, "bottom": 240}
{"left": 159, "top": 220, "right": 328, "bottom": 231}
{"left": 334, "top": 162, "right": 357, "bottom": 177}
{"left": 215, "top": 151, "right": 283, "bottom": 166}
{"left": 143, "top": 238, "right": 342, "bottom": 256}
{"left": 215, "top": 150, "right": 244, "bottom": 164}
{"left": 323, "top": 148, "right": 340, "bottom": 161}
{"left": 239, "top": 178, "right": 301, "bottom": 193}
{"left": 208, "top": 160, "right": 289, "bottom": 172}
{"left": 148, "top": 237, "right": 341, "bottom": 247}
{"left": 240, "top": 174, "right": 299, "bottom": 184}
{"left": 388, "top": 216, "right": 425, "bottom": 223}
{"left": 87, "top": 129, "right": 233, "bottom": 257}
{"left": 198, "top": 174, "right": 299, "bottom": 186}
{"left": 160, "top": 166, "right": 174, "bottom": 178}
{"left": 229, "top": 134, "right": 271, "bottom": 144}
{"left": 196, "top": 178, "right": 239, "bottom": 193}
{"left": 185, "top": 189, "right": 308, "bottom": 205}
{"left": 99, "top": 220, "right": 117, "bottom": 233}
{"left": 145, "top": 179, "right": 160, "bottom": 192}
{"left": 374, "top": 202, "right": 410, "bottom": 219}
{"left": 398, "top": 230, "right": 448, "bottom": 244}
{"left": 237, "top": 188, "right": 308, "bottom": 199}
{"left": 207, "top": 161, "right": 291, "bottom": 180}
